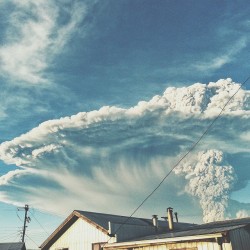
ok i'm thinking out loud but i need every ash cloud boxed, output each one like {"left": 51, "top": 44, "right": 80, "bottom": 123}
{"left": 0, "top": 78, "right": 249, "bottom": 221}
{"left": 174, "top": 150, "right": 237, "bottom": 222}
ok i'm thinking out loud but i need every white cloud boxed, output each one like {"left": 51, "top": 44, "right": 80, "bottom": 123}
{"left": 0, "top": 79, "right": 249, "bottom": 221}
{"left": 0, "top": 169, "right": 28, "bottom": 185}
{"left": 31, "top": 144, "right": 61, "bottom": 159}
{"left": 193, "top": 38, "right": 247, "bottom": 71}
{"left": 0, "top": 0, "right": 88, "bottom": 84}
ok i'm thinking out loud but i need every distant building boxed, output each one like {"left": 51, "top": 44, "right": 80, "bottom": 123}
{"left": 0, "top": 242, "right": 26, "bottom": 250}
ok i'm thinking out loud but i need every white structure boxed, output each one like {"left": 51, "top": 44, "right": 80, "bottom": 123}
{"left": 104, "top": 217, "right": 250, "bottom": 250}
{"left": 40, "top": 210, "right": 192, "bottom": 250}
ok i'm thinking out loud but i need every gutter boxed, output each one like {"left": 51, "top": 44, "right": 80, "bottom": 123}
{"left": 104, "top": 233, "right": 223, "bottom": 249}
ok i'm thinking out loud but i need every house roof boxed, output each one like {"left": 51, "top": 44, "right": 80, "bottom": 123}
{"left": 135, "top": 224, "right": 245, "bottom": 241}
{"left": 138, "top": 216, "right": 250, "bottom": 240}
{"left": 0, "top": 242, "right": 26, "bottom": 250}
{"left": 193, "top": 216, "right": 250, "bottom": 229}
{"left": 40, "top": 210, "right": 193, "bottom": 249}
{"left": 76, "top": 210, "right": 154, "bottom": 228}
{"left": 104, "top": 216, "right": 250, "bottom": 248}
{"left": 75, "top": 210, "right": 193, "bottom": 231}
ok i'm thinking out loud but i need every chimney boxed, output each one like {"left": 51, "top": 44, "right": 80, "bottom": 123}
{"left": 108, "top": 221, "right": 115, "bottom": 237}
{"left": 174, "top": 212, "right": 178, "bottom": 223}
{"left": 167, "top": 207, "right": 174, "bottom": 231}
{"left": 152, "top": 215, "right": 158, "bottom": 232}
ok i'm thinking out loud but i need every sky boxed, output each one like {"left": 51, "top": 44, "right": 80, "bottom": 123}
{"left": 0, "top": 0, "right": 250, "bottom": 249}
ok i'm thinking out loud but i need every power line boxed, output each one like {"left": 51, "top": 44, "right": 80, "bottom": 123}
{"left": 16, "top": 211, "right": 22, "bottom": 222}
{"left": 25, "top": 234, "right": 39, "bottom": 248}
{"left": 29, "top": 210, "right": 50, "bottom": 236}
{"left": 30, "top": 206, "right": 65, "bottom": 218}
{"left": 104, "top": 76, "right": 250, "bottom": 245}
{"left": 0, "top": 231, "right": 20, "bottom": 242}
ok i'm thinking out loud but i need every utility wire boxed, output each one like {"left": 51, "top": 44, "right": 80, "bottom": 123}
{"left": 25, "top": 234, "right": 39, "bottom": 248}
{"left": 29, "top": 210, "right": 50, "bottom": 236}
{"left": 30, "top": 206, "right": 64, "bottom": 218}
{"left": 0, "top": 231, "right": 20, "bottom": 242}
{"left": 16, "top": 211, "right": 23, "bottom": 222}
{"left": 104, "top": 76, "right": 250, "bottom": 245}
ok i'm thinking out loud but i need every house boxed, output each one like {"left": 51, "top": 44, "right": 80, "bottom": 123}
{"left": 104, "top": 216, "right": 250, "bottom": 250}
{"left": 0, "top": 243, "right": 26, "bottom": 250}
{"left": 40, "top": 209, "right": 193, "bottom": 250}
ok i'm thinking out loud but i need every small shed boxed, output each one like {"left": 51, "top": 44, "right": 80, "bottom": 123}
{"left": 0, "top": 243, "right": 26, "bottom": 250}
{"left": 104, "top": 217, "right": 250, "bottom": 250}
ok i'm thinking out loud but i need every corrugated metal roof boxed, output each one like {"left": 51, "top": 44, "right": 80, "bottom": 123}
{"left": 193, "top": 217, "right": 250, "bottom": 229}
{"left": 0, "top": 243, "right": 25, "bottom": 250}
{"left": 135, "top": 224, "right": 245, "bottom": 241}
{"left": 128, "top": 217, "right": 250, "bottom": 241}
{"left": 75, "top": 210, "right": 194, "bottom": 231}
{"left": 76, "top": 210, "right": 152, "bottom": 229}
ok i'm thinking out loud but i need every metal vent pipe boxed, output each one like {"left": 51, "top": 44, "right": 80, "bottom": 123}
{"left": 167, "top": 207, "right": 174, "bottom": 231}
{"left": 174, "top": 212, "right": 178, "bottom": 223}
{"left": 152, "top": 215, "right": 158, "bottom": 232}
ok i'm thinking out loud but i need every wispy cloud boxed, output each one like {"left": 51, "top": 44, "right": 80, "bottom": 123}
{"left": 0, "top": 0, "right": 88, "bottom": 84}
{"left": 193, "top": 38, "right": 247, "bottom": 72}
{"left": 0, "top": 79, "right": 249, "bottom": 221}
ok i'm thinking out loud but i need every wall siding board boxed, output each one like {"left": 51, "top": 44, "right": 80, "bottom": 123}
{"left": 48, "top": 217, "right": 250, "bottom": 250}
{"left": 49, "top": 218, "right": 115, "bottom": 250}
{"left": 109, "top": 241, "right": 230, "bottom": 250}
{"left": 230, "top": 228, "right": 250, "bottom": 250}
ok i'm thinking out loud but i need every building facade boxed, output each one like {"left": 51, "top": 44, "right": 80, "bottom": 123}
{"left": 40, "top": 210, "right": 190, "bottom": 250}
{"left": 104, "top": 217, "right": 250, "bottom": 250}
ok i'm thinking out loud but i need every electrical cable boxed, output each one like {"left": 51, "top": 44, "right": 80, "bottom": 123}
{"left": 103, "top": 76, "right": 250, "bottom": 245}
{"left": 25, "top": 234, "right": 39, "bottom": 248}
{"left": 30, "top": 206, "right": 65, "bottom": 218}
{"left": 29, "top": 209, "right": 50, "bottom": 236}
{"left": 0, "top": 231, "right": 20, "bottom": 242}
{"left": 16, "top": 211, "right": 23, "bottom": 222}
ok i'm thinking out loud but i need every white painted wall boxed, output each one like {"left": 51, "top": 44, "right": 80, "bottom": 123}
{"left": 106, "top": 241, "right": 232, "bottom": 250}
{"left": 49, "top": 218, "right": 116, "bottom": 250}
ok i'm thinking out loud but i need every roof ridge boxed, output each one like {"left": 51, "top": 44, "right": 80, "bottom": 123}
{"left": 74, "top": 210, "right": 173, "bottom": 222}
{"left": 75, "top": 210, "right": 154, "bottom": 221}
{"left": 202, "top": 216, "right": 250, "bottom": 225}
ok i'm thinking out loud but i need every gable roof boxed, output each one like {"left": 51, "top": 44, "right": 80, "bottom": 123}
{"left": 0, "top": 243, "right": 26, "bottom": 250}
{"left": 104, "top": 216, "right": 250, "bottom": 247}
{"left": 76, "top": 210, "right": 193, "bottom": 231}
{"left": 40, "top": 210, "right": 161, "bottom": 249}
{"left": 40, "top": 210, "right": 193, "bottom": 249}
{"left": 194, "top": 216, "right": 250, "bottom": 229}
{"left": 40, "top": 210, "right": 92, "bottom": 250}
{"left": 141, "top": 216, "right": 250, "bottom": 240}
{"left": 76, "top": 210, "right": 154, "bottom": 229}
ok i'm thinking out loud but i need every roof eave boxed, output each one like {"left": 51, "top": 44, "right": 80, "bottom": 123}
{"left": 104, "top": 233, "right": 223, "bottom": 249}
{"left": 74, "top": 210, "right": 109, "bottom": 234}
{"left": 40, "top": 210, "right": 109, "bottom": 250}
{"left": 40, "top": 211, "right": 78, "bottom": 249}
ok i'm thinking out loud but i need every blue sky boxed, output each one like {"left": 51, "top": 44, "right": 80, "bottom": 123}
{"left": 0, "top": 0, "right": 250, "bottom": 248}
